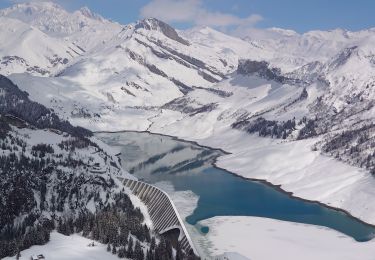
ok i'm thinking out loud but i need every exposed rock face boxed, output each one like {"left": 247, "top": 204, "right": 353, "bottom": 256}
{"left": 135, "top": 18, "right": 190, "bottom": 46}
{"left": 237, "top": 59, "right": 305, "bottom": 85}
{"left": 237, "top": 60, "right": 287, "bottom": 82}
{"left": 162, "top": 96, "right": 218, "bottom": 116}
{"left": 328, "top": 46, "right": 358, "bottom": 69}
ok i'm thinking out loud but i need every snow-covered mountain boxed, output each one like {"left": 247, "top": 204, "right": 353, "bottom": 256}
{"left": 0, "top": 2, "right": 374, "bottom": 258}
{"left": 0, "top": 2, "right": 122, "bottom": 50}
{"left": 1, "top": 2, "right": 373, "bottom": 176}
{"left": 0, "top": 74, "right": 123, "bottom": 256}
{"left": 0, "top": 16, "right": 84, "bottom": 76}
{"left": 243, "top": 26, "right": 375, "bottom": 71}
{"left": 0, "top": 2, "right": 124, "bottom": 77}
{"left": 1, "top": 1, "right": 373, "bottom": 183}
{"left": 0, "top": 74, "right": 193, "bottom": 260}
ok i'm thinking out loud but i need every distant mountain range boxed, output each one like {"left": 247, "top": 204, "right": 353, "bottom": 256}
{"left": 0, "top": 1, "right": 374, "bottom": 258}
{"left": 1, "top": 1, "right": 372, "bottom": 175}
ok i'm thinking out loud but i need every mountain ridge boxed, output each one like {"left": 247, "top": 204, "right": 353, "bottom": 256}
{"left": 1, "top": 2, "right": 372, "bottom": 175}
{"left": 0, "top": 3, "right": 374, "bottom": 258}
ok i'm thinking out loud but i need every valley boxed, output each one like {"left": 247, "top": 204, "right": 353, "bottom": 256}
{"left": 0, "top": 2, "right": 374, "bottom": 260}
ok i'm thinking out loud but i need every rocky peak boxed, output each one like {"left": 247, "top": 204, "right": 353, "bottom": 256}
{"left": 328, "top": 46, "right": 358, "bottom": 70}
{"left": 0, "top": 1, "right": 65, "bottom": 16}
{"left": 135, "top": 18, "right": 190, "bottom": 46}
{"left": 78, "top": 6, "right": 104, "bottom": 21}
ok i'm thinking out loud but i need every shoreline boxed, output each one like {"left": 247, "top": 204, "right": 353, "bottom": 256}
{"left": 95, "top": 129, "right": 375, "bottom": 234}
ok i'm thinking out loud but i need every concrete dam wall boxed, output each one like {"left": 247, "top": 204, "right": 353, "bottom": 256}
{"left": 123, "top": 178, "right": 198, "bottom": 255}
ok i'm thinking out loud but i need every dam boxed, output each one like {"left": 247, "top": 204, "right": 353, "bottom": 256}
{"left": 123, "top": 178, "right": 198, "bottom": 256}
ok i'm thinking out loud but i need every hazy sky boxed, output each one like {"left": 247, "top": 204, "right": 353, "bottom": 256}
{"left": 0, "top": 0, "right": 373, "bottom": 34}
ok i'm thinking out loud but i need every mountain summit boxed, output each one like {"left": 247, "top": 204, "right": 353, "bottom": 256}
{"left": 0, "top": 2, "right": 122, "bottom": 49}
{"left": 135, "top": 18, "right": 190, "bottom": 45}
{"left": 0, "top": 3, "right": 374, "bottom": 259}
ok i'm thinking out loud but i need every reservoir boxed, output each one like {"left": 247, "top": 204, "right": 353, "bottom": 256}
{"left": 96, "top": 131, "right": 375, "bottom": 242}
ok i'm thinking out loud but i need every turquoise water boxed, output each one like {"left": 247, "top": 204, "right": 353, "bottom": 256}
{"left": 96, "top": 131, "right": 375, "bottom": 242}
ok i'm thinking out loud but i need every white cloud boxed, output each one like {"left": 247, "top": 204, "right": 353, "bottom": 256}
{"left": 140, "top": 0, "right": 262, "bottom": 31}
{"left": 140, "top": 0, "right": 199, "bottom": 23}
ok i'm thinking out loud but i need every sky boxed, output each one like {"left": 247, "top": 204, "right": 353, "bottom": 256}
{"left": 0, "top": 0, "right": 374, "bottom": 35}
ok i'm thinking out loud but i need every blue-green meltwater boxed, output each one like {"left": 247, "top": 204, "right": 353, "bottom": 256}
{"left": 96, "top": 131, "right": 375, "bottom": 242}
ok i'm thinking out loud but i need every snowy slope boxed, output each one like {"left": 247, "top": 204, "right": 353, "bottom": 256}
{"left": 5, "top": 16, "right": 260, "bottom": 123}
{"left": 3, "top": 2, "right": 373, "bottom": 222}
{"left": 199, "top": 216, "right": 375, "bottom": 260}
{"left": 243, "top": 27, "right": 375, "bottom": 72}
{"left": 1, "top": 2, "right": 375, "bottom": 259}
{"left": 3, "top": 232, "right": 128, "bottom": 260}
{"left": 0, "top": 2, "right": 122, "bottom": 50}
{"left": 53, "top": 18, "right": 242, "bottom": 107}
{"left": 0, "top": 17, "right": 83, "bottom": 76}
{"left": 0, "top": 2, "right": 123, "bottom": 76}
{"left": 0, "top": 74, "right": 163, "bottom": 260}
